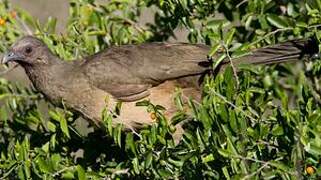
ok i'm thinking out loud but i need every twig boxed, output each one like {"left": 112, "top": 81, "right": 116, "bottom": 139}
{"left": 9, "top": 93, "right": 39, "bottom": 100}
{"left": 123, "top": 18, "right": 146, "bottom": 34}
{"left": 236, "top": 0, "right": 248, "bottom": 8}
{"left": 102, "top": 168, "right": 130, "bottom": 180}
{"left": 248, "top": 24, "right": 320, "bottom": 48}
{"left": 127, "top": 126, "right": 141, "bottom": 138}
{"left": 52, "top": 166, "right": 75, "bottom": 177}
{"left": 106, "top": 109, "right": 142, "bottom": 139}
{"left": 307, "top": 24, "right": 321, "bottom": 29}
{"left": 255, "top": 140, "right": 279, "bottom": 149}
{"left": 306, "top": 76, "right": 321, "bottom": 105}
{"left": 249, "top": 28, "right": 293, "bottom": 47}
{"left": 223, "top": 43, "right": 240, "bottom": 89}
{"left": 236, "top": 155, "right": 271, "bottom": 165}
{"left": 314, "top": 76, "right": 320, "bottom": 91}
{"left": 209, "top": 89, "right": 259, "bottom": 123}
{"left": 242, "top": 163, "right": 269, "bottom": 180}
{"left": 111, "top": 168, "right": 129, "bottom": 175}
{"left": 181, "top": 93, "right": 201, "bottom": 106}
{"left": 235, "top": 155, "right": 297, "bottom": 176}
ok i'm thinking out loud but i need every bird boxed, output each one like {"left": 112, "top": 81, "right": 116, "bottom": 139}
{"left": 2, "top": 36, "right": 319, "bottom": 133}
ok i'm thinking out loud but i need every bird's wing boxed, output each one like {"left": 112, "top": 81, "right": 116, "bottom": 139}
{"left": 80, "top": 43, "right": 210, "bottom": 101}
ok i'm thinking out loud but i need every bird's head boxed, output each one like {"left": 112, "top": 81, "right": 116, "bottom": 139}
{"left": 2, "top": 36, "right": 52, "bottom": 66}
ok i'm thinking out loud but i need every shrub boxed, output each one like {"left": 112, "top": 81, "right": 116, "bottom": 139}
{"left": 1, "top": 0, "right": 321, "bottom": 179}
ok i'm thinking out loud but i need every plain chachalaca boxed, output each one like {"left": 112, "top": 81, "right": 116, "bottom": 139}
{"left": 2, "top": 36, "right": 319, "bottom": 131}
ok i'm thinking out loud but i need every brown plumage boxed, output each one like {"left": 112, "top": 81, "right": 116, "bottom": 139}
{"left": 2, "top": 36, "right": 319, "bottom": 131}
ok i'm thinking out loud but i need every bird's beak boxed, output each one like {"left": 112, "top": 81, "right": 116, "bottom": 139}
{"left": 2, "top": 51, "right": 23, "bottom": 64}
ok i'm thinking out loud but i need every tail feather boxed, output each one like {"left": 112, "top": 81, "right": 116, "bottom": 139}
{"left": 225, "top": 38, "right": 319, "bottom": 66}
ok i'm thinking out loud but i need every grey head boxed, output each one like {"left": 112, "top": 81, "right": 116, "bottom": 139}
{"left": 2, "top": 36, "right": 55, "bottom": 66}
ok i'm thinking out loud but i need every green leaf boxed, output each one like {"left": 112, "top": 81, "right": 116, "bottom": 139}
{"left": 41, "top": 142, "right": 50, "bottom": 153}
{"left": 231, "top": 50, "right": 251, "bottom": 59}
{"left": 18, "top": 166, "right": 25, "bottom": 180}
{"left": 51, "top": 154, "right": 61, "bottom": 170}
{"left": 207, "top": 19, "right": 225, "bottom": 28}
{"left": 287, "top": 3, "right": 296, "bottom": 17}
{"left": 155, "top": 105, "right": 166, "bottom": 111}
{"left": 0, "top": 106, "right": 8, "bottom": 121}
{"left": 218, "top": 149, "right": 230, "bottom": 158}
{"left": 271, "top": 125, "right": 284, "bottom": 136}
{"left": 168, "top": 158, "right": 184, "bottom": 167}
{"left": 202, "top": 154, "right": 215, "bottom": 163}
{"left": 212, "top": 54, "right": 227, "bottom": 71}
{"left": 0, "top": 93, "right": 9, "bottom": 100}
{"left": 136, "top": 100, "right": 150, "bottom": 106}
{"left": 113, "top": 124, "right": 123, "bottom": 147}
{"left": 37, "top": 158, "right": 52, "bottom": 173}
{"left": 224, "top": 28, "right": 236, "bottom": 46}
{"left": 47, "top": 121, "right": 56, "bottom": 132}
{"left": 125, "top": 133, "right": 137, "bottom": 156}
{"left": 145, "top": 152, "right": 153, "bottom": 169}
{"left": 62, "top": 171, "right": 75, "bottom": 179}
{"left": 222, "top": 166, "right": 231, "bottom": 179}
{"left": 77, "top": 165, "right": 86, "bottom": 180}
{"left": 132, "top": 158, "right": 140, "bottom": 174}
{"left": 45, "top": 17, "right": 57, "bottom": 34}
{"left": 266, "top": 14, "right": 289, "bottom": 28}
{"left": 158, "top": 168, "right": 172, "bottom": 178}
{"left": 208, "top": 44, "right": 221, "bottom": 57}
{"left": 60, "top": 115, "right": 70, "bottom": 138}
{"left": 245, "top": 15, "right": 253, "bottom": 29}
{"left": 269, "top": 161, "right": 290, "bottom": 171}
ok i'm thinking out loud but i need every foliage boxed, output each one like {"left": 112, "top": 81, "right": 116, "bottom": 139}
{"left": 0, "top": 0, "right": 321, "bottom": 179}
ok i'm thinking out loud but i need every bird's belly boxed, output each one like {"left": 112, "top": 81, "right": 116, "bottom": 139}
{"left": 113, "top": 80, "right": 200, "bottom": 129}
{"left": 68, "top": 80, "right": 200, "bottom": 130}
{"left": 117, "top": 81, "right": 177, "bottom": 127}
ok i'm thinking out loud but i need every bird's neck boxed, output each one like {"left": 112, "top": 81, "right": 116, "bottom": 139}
{"left": 23, "top": 59, "right": 70, "bottom": 94}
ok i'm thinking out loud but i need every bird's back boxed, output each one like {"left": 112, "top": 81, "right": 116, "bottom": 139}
{"left": 81, "top": 42, "right": 210, "bottom": 84}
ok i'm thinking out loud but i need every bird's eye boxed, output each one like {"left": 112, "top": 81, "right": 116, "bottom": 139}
{"left": 25, "top": 47, "right": 32, "bottom": 54}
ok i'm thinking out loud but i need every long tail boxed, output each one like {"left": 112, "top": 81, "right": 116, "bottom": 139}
{"left": 223, "top": 38, "right": 319, "bottom": 67}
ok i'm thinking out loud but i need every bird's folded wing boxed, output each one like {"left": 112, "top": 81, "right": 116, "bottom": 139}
{"left": 80, "top": 43, "right": 210, "bottom": 101}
